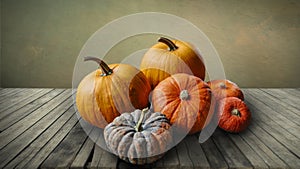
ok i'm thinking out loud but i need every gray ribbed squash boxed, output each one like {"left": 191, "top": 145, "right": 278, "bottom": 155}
{"left": 104, "top": 108, "right": 172, "bottom": 165}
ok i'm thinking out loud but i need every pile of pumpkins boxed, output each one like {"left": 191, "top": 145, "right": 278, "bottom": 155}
{"left": 76, "top": 37, "right": 251, "bottom": 165}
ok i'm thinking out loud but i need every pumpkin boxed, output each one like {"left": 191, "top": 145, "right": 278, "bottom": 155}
{"left": 151, "top": 73, "right": 212, "bottom": 134}
{"left": 207, "top": 79, "right": 244, "bottom": 100}
{"left": 104, "top": 108, "right": 172, "bottom": 165}
{"left": 140, "top": 37, "right": 205, "bottom": 89}
{"left": 217, "top": 97, "right": 251, "bottom": 133}
{"left": 76, "top": 56, "right": 151, "bottom": 128}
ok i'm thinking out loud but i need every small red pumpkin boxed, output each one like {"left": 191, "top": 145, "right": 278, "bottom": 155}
{"left": 217, "top": 97, "right": 251, "bottom": 133}
{"left": 151, "top": 73, "right": 212, "bottom": 134}
{"left": 207, "top": 79, "right": 244, "bottom": 100}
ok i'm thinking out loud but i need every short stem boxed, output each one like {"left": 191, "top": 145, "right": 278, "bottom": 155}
{"left": 158, "top": 37, "right": 178, "bottom": 51}
{"left": 84, "top": 56, "right": 113, "bottom": 76}
{"left": 231, "top": 109, "right": 241, "bottom": 117}
{"left": 220, "top": 83, "right": 227, "bottom": 89}
{"left": 135, "top": 108, "right": 148, "bottom": 132}
{"left": 180, "top": 90, "right": 189, "bottom": 100}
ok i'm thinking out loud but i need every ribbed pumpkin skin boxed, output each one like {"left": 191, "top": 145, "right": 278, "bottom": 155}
{"left": 217, "top": 97, "right": 251, "bottom": 133}
{"left": 104, "top": 109, "right": 172, "bottom": 165}
{"left": 152, "top": 73, "right": 212, "bottom": 134}
{"left": 140, "top": 39, "right": 205, "bottom": 89}
{"left": 76, "top": 64, "right": 151, "bottom": 129}
{"left": 208, "top": 79, "right": 244, "bottom": 100}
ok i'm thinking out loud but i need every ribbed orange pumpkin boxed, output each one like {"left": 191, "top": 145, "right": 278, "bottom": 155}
{"left": 151, "top": 73, "right": 212, "bottom": 134}
{"left": 207, "top": 79, "right": 244, "bottom": 101}
{"left": 217, "top": 97, "right": 251, "bottom": 133}
{"left": 140, "top": 37, "right": 205, "bottom": 89}
{"left": 76, "top": 56, "right": 151, "bottom": 128}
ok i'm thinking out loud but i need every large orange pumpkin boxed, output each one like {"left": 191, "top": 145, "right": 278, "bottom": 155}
{"left": 151, "top": 73, "right": 212, "bottom": 134}
{"left": 76, "top": 56, "right": 151, "bottom": 128}
{"left": 140, "top": 37, "right": 205, "bottom": 89}
{"left": 217, "top": 97, "right": 251, "bottom": 133}
{"left": 207, "top": 79, "right": 244, "bottom": 101}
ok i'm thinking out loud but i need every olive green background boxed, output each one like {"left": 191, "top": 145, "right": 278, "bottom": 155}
{"left": 1, "top": 0, "right": 300, "bottom": 88}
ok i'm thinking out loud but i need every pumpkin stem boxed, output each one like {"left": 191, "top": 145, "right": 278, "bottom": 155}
{"left": 158, "top": 37, "right": 178, "bottom": 51}
{"left": 84, "top": 56, "right": 113, "bottom": 76}
{"left": 220, "top": 83, "right": 227, "bottom": 89}
{"left": 231, "top": 109, "right": 241, "bottom": 117}
{"left": 180, "top": 90, "right": 190, "bottom": 100}
{"left": 135, "top": 108, "right": 148, "bottom": 132}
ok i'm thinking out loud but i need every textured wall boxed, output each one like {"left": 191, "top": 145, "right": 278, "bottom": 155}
{"left": 1, "top": 0, "right": 300, "bottom": 87}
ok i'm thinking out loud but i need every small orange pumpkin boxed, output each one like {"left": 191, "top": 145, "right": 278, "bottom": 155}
{"left": 207, "top": 79, "right": 244, "bottom": 100}
{"left": 76, "top": 56, "right": 151, "bottom": 128}
{"left": 217, "top": 97, "right": 251, "bottom": 133}
{"left": 151, "top": 73, "right": 212, "bottom": 134}
{"left": 140, "top": 37, "right": 205, "bottom": 89}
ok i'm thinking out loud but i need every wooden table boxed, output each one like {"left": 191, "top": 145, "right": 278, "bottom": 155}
{"left": 0, "top": 88, "right": 299, "bottom": 169}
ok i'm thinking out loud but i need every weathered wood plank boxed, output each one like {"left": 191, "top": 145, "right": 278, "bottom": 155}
{"left": 3, "top": 105, "right": 76, "bottom": 169}
{"left": 0, "top": 96, "right": 73, "bottom": 168}
{"left": 0, "top": 89, "right": 63, "bottom": 131}
{"left": 281, "top": 88, "right": 300, "bottom": 98}
{"left": 0, "top": 88, "right": 54, "bottom": 122}
{"left": 0, "top": 88, "right": 43, "bottom": 112}
{"left": 248, "top": 121, "right": 300, "bottom": 168}
{"left": 98, "top": 149, "right": 119, "bottom": 169}
{"left": 176, "top": 135, "right": 211, "bottom": 169}
{"left": 18, "top": 115, "right": 79, "bottom": 169}
{"left": 0, "top": 88, "right": 25, "bottom": 102}
{"left": 176, "top": 139, "right": 193, "bottom": 168}
{"left": 117, "top": 159, "right": 153, "bottom": 169}
{"left": 184, "top": 135, "right": 210, "bottom": 169}
{"left": 239, "top": 124, "right": 289, "bottom": 168}
{"left": 212, "top": 129, "right": 252, "bottom": 169}
{"left": 246, "top": 89, "right": 300, "bottom": 125}
{"left": 70, "top": 138, "right": 95, "bottom": 169}
{"left": 90, "top": 143, "right": 105, "bottom": 169}
{"left": 263, "top": 88, "right": 300, "bottom": 110}
{"left": 228, "top": 133, "right": 269, "bottom": 169}
{"left": 152, "top": 154, "right": 163, "bottom": 169}
{"left": 0, "top": 88, "right": 10, "bottom": 93}
{"left": 40, "top": 121, "right": 88, "bottom": 169}
{"left": 89, "top": 128, "right": 118, "bottom": 169}
{"left": 91, "top": 128, "right": 119, "bottom": 169}
{"left": 0, "top": 88, "right": 23, "bottom": 97}
{"left": 253, "top": 88, "right": 300, "bottom": 124}
{"left": 70, "top": 125, "right": 101, "bottom": 169}
{"left": 112, "top": 140, "right": 165, "bottom": 169}
{"left": 258, "top": 89, "right": 300, "bottom": 116}
{"left": 245, "top": 100, "right": 300, "bottom": 157}
{"left": 201, "top": 137, "right": 228, "bottom": 169}
{"left": 244, "top": 90, "right": 300, "bottom": 138}
{"left": 0, "top": 89, "right": 71, "bottom": 149}
{"left": 162, "top": 147, "right": 179, "bottom": 169}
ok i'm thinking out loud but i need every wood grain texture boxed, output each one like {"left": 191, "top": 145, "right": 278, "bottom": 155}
{"left": 0, "top": 88, "right": 299, "bottom": 169}
{"left": 0, "top": 89, "right": 63, "bottom": 131}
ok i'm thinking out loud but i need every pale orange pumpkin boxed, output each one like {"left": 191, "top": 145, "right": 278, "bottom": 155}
{"left": 140, "top": 37, "right": 205, "bottom": 89}
{"left": 151, "top": 73, "right": 212, "bottom": 134}
{"left": 207, "top": 79, "right": 244, "bottom": 101}
{"left": 76, "top": 56, "right": 151, "bottom": 128}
